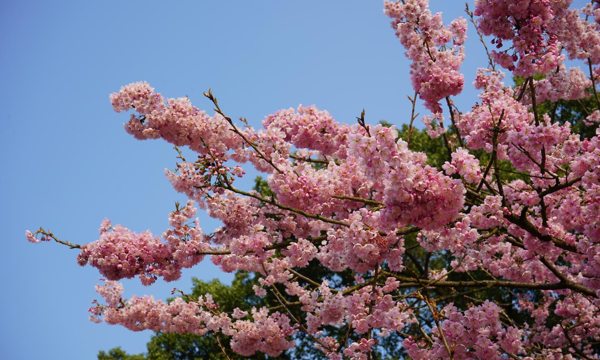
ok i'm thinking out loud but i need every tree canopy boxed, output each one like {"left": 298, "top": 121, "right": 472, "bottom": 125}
{"left": 28, "top": 1, "right": 600, "bottom": 359}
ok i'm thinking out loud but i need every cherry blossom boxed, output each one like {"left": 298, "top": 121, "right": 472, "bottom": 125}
{"left": 27, "top": 1, "right": 600, "bottom": 358}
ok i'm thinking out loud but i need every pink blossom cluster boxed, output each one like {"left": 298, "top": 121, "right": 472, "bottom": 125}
{"left": 25, "top": 230, "right": 48, "bottom": 243}
{"left": 533, "top": 65, "right": 592, "bottom": 103}
{"left": 286, "top": 279, "right": 413, "bottom": 359}
{"left": 422, "top": 112, "right": 446, "bottom": 139}
{"left": 319, "top": 209, "right": 400, "bottom": 273}
{"left": 342, "top": 338, "right": 377, "bottom": 360}
{"left": 77, "top": 201, "right": 211, "bottom": 285}
{"left": 551, "top": 2, "right": 600, "bottom": 65}
{"left": 110, "top": 82, "right": 244, "bottom": 160}
{"left": 384, "top": 0, "right": 466, "bottom": 112}
{"left": 443, "top": 147, "right": 482, "bottom": 184}
{"left": 457, "top": 69, "right": 532, "bottom": 157}
{"left": 262, "top": 105, "right": 352, "bottom": 158}
{"left": 585, "top": 110, "right": 600, "bottom": 126}
{"left": 518, "top": 293, "right": 600, "bottom": 358}
{"left": 404, "top": 301, "right": 525, "bottom": 360}
{"left": 474, "top": 0, "right": 563, "bottom": 76}
{"left": 420, "top": 217, "right": 479, "bottom": 253}
{"left": 91, "top": 280, "right": 296, "bottom": 357}
{"left": 347, "top": 124, "right": 464, "bottom": 231}
{"left": 505, "top": 114, "right": 573, "bottom": 172}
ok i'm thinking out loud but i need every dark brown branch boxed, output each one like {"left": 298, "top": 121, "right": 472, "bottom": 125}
{"left": 477, "top": 154, "right": 495, "bottom": 193}
{"left": 196, "top": 234, "right": 328, "bottom": 257}
{"left": 266, "top": 279, "right": 337, "bottom": 354}
{"left": 405, "top": 250, "right": 426, "bottom": 276}
{"left": 289, "top": 154, "right": 328, "bottom": 164}
{"left": 516, "top": 77, "right": 531, "bottom": 102}
{"left": 539, "top": 257, "right": 596, "bottom": 297}
{"left": 539, "top": 176, "right": 582, "bottom": 197}
{"left": 383, "top": 272, "right": 596, "bottom": 296}
{"left": 588, "top": 59, "right": 600, "bottom": 111}
{"left": 357, "top": 108, "right": 371, "bottom": 136}
{"left": 227, "top": 185, "right": 350, "bottom": 227}
{"left": 446, "top": 96, "right": 463, "bottom": 147}
{"left": 511, "top": 143, "right": 559, "bottom": 178}
{"left": 492, "top": 109, "right": 506, "bottom": 204}
{"left": 421, "top": 292, "right": 455, "bottom": 359}
{"left": 331, "top": 194, "right": 382, "bottom": 206}
{"left": 504, "top": 214, "right": 578, "bottom": 253}
{"left": 289, "top": 269, "right": 338, "bottom": 292}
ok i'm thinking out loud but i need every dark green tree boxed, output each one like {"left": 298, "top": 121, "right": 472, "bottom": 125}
{"left": 98, "top": 347, "right": 145, "bottom": 360}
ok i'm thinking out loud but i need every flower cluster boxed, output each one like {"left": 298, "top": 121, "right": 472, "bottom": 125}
{"left": 404, "top": 301, "right": 525, "bottom": 359}
{"left": 443, "top": 147, "right": 482, "bottom": 184}
{"left": 474, "top": 0, "right": 563, "bottom": 76}
{"left": 77, "top": 201, "right": 211, "bottom": 285}
{"left": 91, "top": 280, "right": 297, "bottom": 357}
{"left": 384, "top": 0, "right": 466, "bottom": 112}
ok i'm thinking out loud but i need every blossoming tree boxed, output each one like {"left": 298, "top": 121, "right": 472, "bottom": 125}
{"left": 28, "top": 0, "right": 600, "bottom": 359}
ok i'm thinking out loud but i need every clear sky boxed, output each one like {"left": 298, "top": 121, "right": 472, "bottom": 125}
{"left": 1, "top": 1, "right": 588, "bottom": 359}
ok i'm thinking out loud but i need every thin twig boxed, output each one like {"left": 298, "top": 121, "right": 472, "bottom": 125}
{"left": 407, "top": 90, "right": 419, "bottom": 145}
{"left": 588, "top": 60, "right": 600, "bottom": 111}
{"left": 465, "top": 3, "right": 495, "bottom": 71}
{"left": 36, "top": 228, "right": 82, "bottom": 249}
{"left": 204, "top": 89, "right": 284, "bottom": 174}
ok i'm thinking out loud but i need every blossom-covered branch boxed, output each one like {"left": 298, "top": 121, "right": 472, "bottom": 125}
{"left": 28, "top": 0, "right": 600, "bottom": 359}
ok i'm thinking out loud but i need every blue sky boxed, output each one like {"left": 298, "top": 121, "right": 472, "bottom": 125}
{"left": 1, "top": 1, "right": 588, "bottom": 359}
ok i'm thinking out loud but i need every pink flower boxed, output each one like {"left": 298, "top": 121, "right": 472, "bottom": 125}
{"left": 25, "top": 230, "right": 39, "bottom": 244}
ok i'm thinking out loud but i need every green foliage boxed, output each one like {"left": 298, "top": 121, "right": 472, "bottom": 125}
{"left": 98, "top": 347, "right": 145, "bottom": 360}
{"left": 190, "top": 271, "right": 263, "bottom": 312}
{"left": 395, "top": 123, "right": 447, "bottom": 170}
{"left": 254, "top": 176, "right": 275, "bottom": 198}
